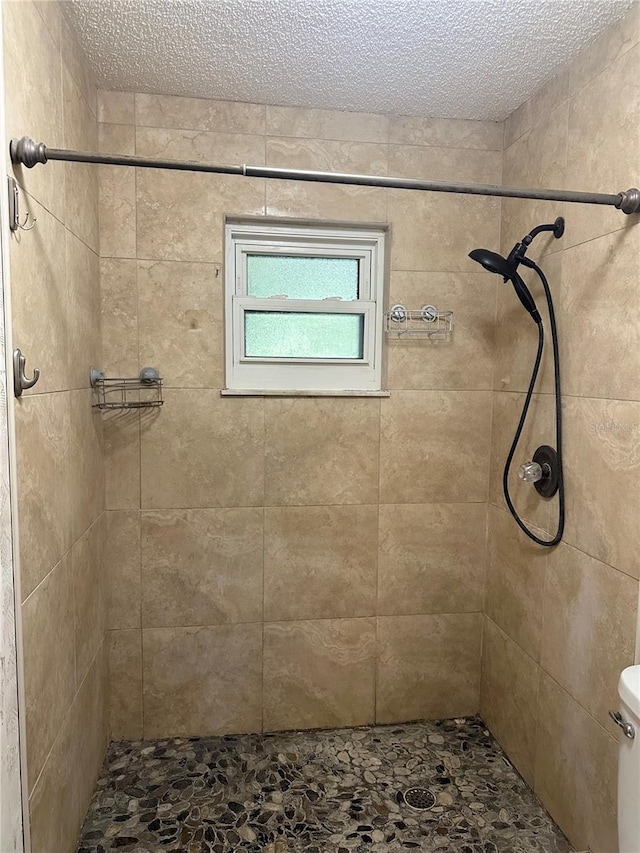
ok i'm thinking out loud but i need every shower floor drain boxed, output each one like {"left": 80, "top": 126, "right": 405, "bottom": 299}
{"left": 402, "top": 787, "right": 436, "bottom": 811}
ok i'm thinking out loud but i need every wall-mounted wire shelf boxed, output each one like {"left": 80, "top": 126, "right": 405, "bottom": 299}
{"left": 385, "top": 304, "right": 453, "bottom": 339}
{"left": 90, "top": 367, "right": 164, "bottom": 410}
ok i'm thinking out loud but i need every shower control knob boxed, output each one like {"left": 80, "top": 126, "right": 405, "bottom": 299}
{"left": 518, "top": 446, "right": 560, "bottom": 498}
{"left": 518, "top": 461, "right": 543, "bottom": 483}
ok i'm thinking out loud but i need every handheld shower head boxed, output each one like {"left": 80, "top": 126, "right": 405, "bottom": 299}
{"left": 468, "top": 217, "right": 565, "bottom": 323}
{"left": 468, "top": 248, "right": 513, "bottom": 278}
{"left": 468, "top": 248, "right": 541, "bottom": 323}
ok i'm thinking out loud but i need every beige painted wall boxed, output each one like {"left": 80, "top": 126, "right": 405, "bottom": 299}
{"left": 3, "top": 2, "right": 107, "bottom": 851}
{"left": 482, "top": 5, "right": 640, "bottom": 852}
{"left": 99, "top": 91, "right": 502, "bottom": 739}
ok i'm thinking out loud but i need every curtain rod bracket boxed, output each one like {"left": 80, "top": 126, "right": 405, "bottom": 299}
{"left": 616, "top": 187, "right": 640, "bottom": 215}
{"left": 10, "top": 137, "right": 47, "bottom": 168}
{"left": 8, "top": 135, "right": 640, "bottom": 215}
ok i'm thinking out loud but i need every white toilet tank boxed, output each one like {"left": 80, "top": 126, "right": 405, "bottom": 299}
{"left": 616, "top": 664, "right": 640, "bottom": 853}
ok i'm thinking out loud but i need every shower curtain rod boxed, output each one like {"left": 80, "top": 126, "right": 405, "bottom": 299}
{"left": 9, "top": 136, "right": 640, "bottom": 214}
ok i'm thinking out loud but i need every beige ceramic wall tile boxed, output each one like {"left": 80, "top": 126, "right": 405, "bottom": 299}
{"left": 503, "top": 71, "right": 570, "bottom": 148}
{"left": 137, "top": 169, "right": 265, "bottom": 262}
{"left": 104, "top": 412, "right": 141, "bottom": 510}
{"left": 541, "top": 541, "right": 638, "bottom": 731}
{"left": 501, "top": 104, "right": 569, "bottom": 256}
{"left": 22, "top": 553, "right": 75, "bottom": 792}
{"left": 100, "top": 258, "right": 139, "bottom": 378}
{"left": 387, "top": 191, "right": 500, "bottom": 272}
{"left": 266, "top": 181, "right": 386, "bottom": 223}
{"left": 66, "top": 230, "right": 100, "bottom": 390}
{"left": 263, "top": 618, "right": 376, "bottom": 731}
{"left": 68, "top": 389, "right": 104, "bottom": 544}
{"left": 535, "top": 673, "right": 618, "bottom": 852}
{"left": 559, "top": 227, "right": 640, "bottom": 401}
{"left": 388, "top": 145, "right": 501, "bottom": 184}
{"left": 98, "top": 90, "right": 135, "bottom": 125}
{"left": 109, "top": 629, "right": 143, "bottom": 739}
{"left": 569, "top": 2, "right": 640, "bottom": 97}
{"left": 9, "top": 197, "right": 68, "bottom": 395}
{"left": 264, "top": 397, "right": 379, "bottom": 506}
{"left": 141, "top": 390, "right": 264, "bottom": 508}
{"left": 489, "top": 392, "right": 555, "bottom": 533}
{"left": 378, "top": 503, "right": 486, "bottom": 615}
{"left": 565, "top": 42, "right": 640, "bottom": 247}
{"left": 100, "top": 121, "right": 135, "bottom": 158}
{"left": 480, "top": 617, "right": 539, "bottom": 786}
{"left": 15, "top": 392, "right": 71, "bottom": 598}
{"left": 376, "top": 613, "right": 482, "bottom": 722}
{"left": 136, "top": 94, "right": 266, "bottom": 134}
{"left": 106, "top": 511, "right": 141, "bottom": 629}
{"left": 29, "top": 647, "right": 108, "bottom": 853}
{"left": 73, "top": 516, "right": 106, "bottom": 686}
{"left": 63, "top": 65, "right": 99, "bottom": 254}
{"left": 266, "top": 105, "right": 388, "bottom": 143}
{"left": 485, "top": 506, "right": 547, "bottom": 660}
{"left": 33, "top": 0, "right": 62, "bottom": 47}
{"left": 143, "top": 624, "right": 263, "bottom": 737}
{"left": 4, "top": 0, "right": 66, "bottom": 221}
{"left": 28, "top": 706, "right": 79, "bottom": 853}
{"left": 266, "top": 137, "right": 387, "bottom": 174}
{"left": 99, "top": 123, "right": 136, "bottom": 259}
{"left": 562, "top": 396, "right": 640, "bottom": 578}
{"left": 60, "top": 13, "right": 97, "bottom": 118}
{"left": 388, "top": 116, "right": 503, "bottom": 150}
{"left": 69, "top": 644, "right": 109, "bottom": 824}
{"left": 137, "top": 260, "right": 223, "bottom": 388}
{"left": 136, "top": 126, "right": 266, "bottom": 164}
{"left": 386, "top": 271, "right": 495, "bottom": 391}
{"left": 264, "top": 505, "right": 377, "bottom": 621}
{"left": 379, "top": 390, "right": 492, "bottom": 504}
{"left": 141, "top": 508, "right": 263, "bottom": 627}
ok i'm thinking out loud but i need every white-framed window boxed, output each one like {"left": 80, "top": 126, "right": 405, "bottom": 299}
{"left": 224, "top": 219, "right": 387, "bottom": 393}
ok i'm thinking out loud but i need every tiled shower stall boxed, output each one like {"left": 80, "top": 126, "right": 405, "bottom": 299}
{"left": 3, "top": 1, "right": 640, "bottom": 851}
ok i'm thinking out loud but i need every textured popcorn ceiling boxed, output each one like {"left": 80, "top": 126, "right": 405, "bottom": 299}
{"left": 65, "top": 0, "right": 633, "bottom": 120}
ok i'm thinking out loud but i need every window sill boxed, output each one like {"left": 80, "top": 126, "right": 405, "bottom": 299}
{"left": 220, "top": 389, "right": 391, "bottom": 398}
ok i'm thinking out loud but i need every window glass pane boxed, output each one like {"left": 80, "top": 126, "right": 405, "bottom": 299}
{"left": 246, "top": 255, "right": 359, "bottom": 299}
{"left": 244, "top": 312, "right": 364, "bottom": 359}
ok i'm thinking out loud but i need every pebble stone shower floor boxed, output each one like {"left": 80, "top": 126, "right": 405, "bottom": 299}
{"left": 76, "top": 716, "right": 573, "bottom": 853}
